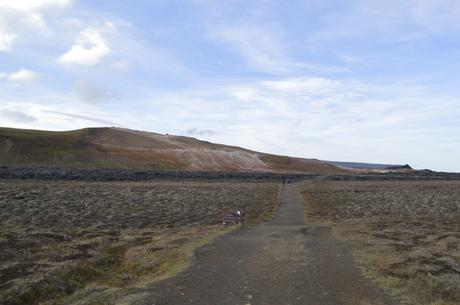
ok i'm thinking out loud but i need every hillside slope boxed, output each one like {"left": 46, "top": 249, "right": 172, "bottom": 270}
{"left": 0, "top": 127, "right": 346, "bottom": 174}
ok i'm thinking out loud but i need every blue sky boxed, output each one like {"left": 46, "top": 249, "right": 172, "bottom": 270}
{"left": 1, "top": 0, "right": 459, "bottom": 171}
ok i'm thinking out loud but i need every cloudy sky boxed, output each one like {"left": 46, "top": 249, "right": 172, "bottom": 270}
{"left": 1, "top": 0, "right": 459, "bottom": 171}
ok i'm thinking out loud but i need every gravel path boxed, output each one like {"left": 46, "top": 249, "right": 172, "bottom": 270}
{"left": 139, "top": 184, "right": 398, "bottom": 305}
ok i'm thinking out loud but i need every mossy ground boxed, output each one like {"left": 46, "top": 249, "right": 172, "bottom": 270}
{"left": 0, "top": 180, "right": 281, "bottom": 305}
{"left": 297, "top": 180, "right": 460, "bottom": 305}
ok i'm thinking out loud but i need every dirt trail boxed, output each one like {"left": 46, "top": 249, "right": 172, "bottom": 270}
{"left": 139, "top": 184, "right": 398, "bottom": 305}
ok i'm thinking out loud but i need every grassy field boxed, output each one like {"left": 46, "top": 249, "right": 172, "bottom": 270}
{"left": 298, "top": 180, "right": 460, "bottom": 305}
{"left": 0, "top": 180, "right": 281, "bottom": 305}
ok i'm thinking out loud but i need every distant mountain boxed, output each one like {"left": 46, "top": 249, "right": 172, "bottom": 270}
{"left": 323, "top": 160, "right": 413, "bottom": 170}
{"left": 0, "top": 127, "right": 347, "bottom": 174}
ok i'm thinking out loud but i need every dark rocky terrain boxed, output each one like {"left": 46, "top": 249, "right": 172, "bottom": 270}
{"left": 0, "top": 166, "right": 459, "bottom": 182}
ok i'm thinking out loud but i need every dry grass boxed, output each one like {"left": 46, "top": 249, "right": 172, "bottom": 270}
{"left": 298, "top": 180, "right": 460, "bottom": 305}
{"left": 0, "top": 180, "right": 280, "bottom": 305}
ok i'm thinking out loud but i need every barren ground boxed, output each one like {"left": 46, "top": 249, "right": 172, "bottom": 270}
{"left": 0, "top": 180, "right": 280, "bottom": 305}
{"left": 298, "top": 180, "right": 460, "bottom": 305}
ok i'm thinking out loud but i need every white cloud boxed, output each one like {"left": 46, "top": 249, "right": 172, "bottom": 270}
{"left": 0, "top": 0, "right": 72, "bottom": 51}
{"left": 260, "top": 78, "right": 362, "bottom": 96}
{"left": 0, "top": 109, "right": 37, "bottom": 123}
{"left": 57, "top": 26, "right": 111, "bottom": 66}
{"left": 7, "top": 68, "right": 39, "bottom": 82}
{"left": 213, "top": 25, "right": 297, "bottom": 74}
{"left": 0, "top": 99, "right": 122, "bottom": 130}
{"left": 74, "top": 80, "right": 118, "bottom": 103}
{"left": 310, "top": 0, "right": 460, "bottom": 48}
{"left": 0, "top": 0, "right": 71, "bottom": 11}
{"left": 408, "top": 0, "right": 460, "bottom": 30}
{"left": 211, "top": 25, "right": 348, "bottom": 75}
{"left": 186, "top": 128, "right": 217, "bottom": 136}
{"left": 45, "top": 110, "right": 118, "bottom": 126}
{"left": 0, "top": 68, "right": 39, "bottom": 82}
{"left": 0, "top": 29, "right": 17, "bottom": 52}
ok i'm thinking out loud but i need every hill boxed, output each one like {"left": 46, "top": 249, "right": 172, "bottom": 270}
{"left": 0, "top": 127, "right": 346, "bottom": 174}
{"left": 323, "top": 160, "right": 412, "bottom": 170}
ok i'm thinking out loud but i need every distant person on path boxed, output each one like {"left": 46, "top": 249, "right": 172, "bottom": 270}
{"left": 235, "top": 208, "right": 242, "bottom": 226}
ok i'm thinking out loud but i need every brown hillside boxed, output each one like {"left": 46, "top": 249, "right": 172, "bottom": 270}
{"left": 0, "top": 127, "right": 347, "bottom": 174}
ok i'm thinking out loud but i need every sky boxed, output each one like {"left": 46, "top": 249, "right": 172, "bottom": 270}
{"left": 1, "top": 0, "right": 459, "bottom": 171}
